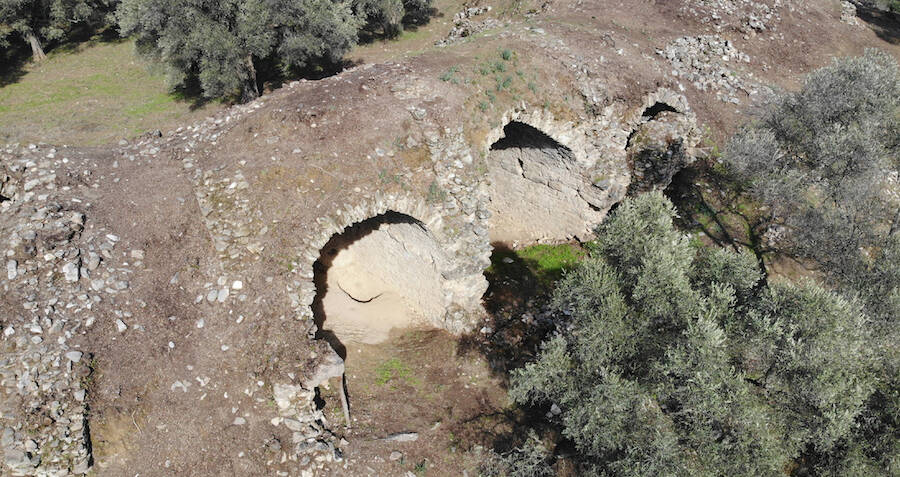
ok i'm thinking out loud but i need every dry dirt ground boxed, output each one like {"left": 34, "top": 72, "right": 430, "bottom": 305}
{"left": 2, "top": 1, "right": 900, "bottom": 476}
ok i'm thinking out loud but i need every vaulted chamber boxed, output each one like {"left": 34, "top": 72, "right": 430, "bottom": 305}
{"left": 486, "top": 121, "right": 606, "bottom": 245}
{"left": 311, "top": 211, "right": 450, "bottom": 348}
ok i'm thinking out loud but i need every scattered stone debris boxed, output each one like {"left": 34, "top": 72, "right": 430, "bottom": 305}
{"left": 436, "top": 6, "right": 501, "bottom": 47}
{"left": 841, "top": 1, "right": 859, "bottom": 25}
{"left": 658, "top": 35, "right": 750, "bottom": 103}
{"left": 680, "top": 0, "right": 793, "bottom": 35}
{"left": 0, "top": 145, "right": 117, "bottom": 476}
{"left": 382, "top": 432, "right": 419, "bottom": 442}
{"left": 271, "top": 382, "right": 344, "bottom": 469}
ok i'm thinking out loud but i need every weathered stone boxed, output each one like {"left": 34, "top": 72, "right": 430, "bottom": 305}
{"left": 62, "top": 261, "right": 80, "bottom": 282}
{"left": 302, "top": 348, "right": 344, "bottom": 389}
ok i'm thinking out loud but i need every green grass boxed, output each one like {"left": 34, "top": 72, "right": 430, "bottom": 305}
{"left": 487, "top": 243, "right": 587, "bottom": 287}
{"left": 516, "top": 243, "right": 586, "bottom": 282}
{"left": 0, "top": 39, "right": 221, "bottom": 146}
{"left": 375, "top": 357, "right": 419, "bottom": 388}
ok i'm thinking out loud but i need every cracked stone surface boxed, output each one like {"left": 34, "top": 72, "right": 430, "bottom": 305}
{"left": 487, "top": 122, "right": 608, "bottom": 244}
{"left": 315, "top": 215, "right": 450, "bottom": 344}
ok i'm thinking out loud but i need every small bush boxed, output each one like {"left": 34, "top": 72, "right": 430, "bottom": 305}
{"left": 480, "top": 431, "right": 553, "bottom": 477}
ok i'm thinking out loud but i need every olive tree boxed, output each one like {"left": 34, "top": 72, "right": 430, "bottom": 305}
{"left": 353, "top": 0, "right": 430, "bottom": 37}
{"left": 0, "top": 0, "right": 112, "bottom": 60}
{"left": 116, "top": 0, "right": 361, "bottom": 100}
{"left": 503, "top": 192, "right": 882, "bottom": 476}
{"left": 724, "top": 49, "right": 900, "bottom": 307}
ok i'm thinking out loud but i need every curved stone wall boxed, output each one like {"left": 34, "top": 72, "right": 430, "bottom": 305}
{"left": 313, "top": 211, "right": 452, "bottom": 345}
{"left": 293, "top": 88, "right": 699, "bottom": 339}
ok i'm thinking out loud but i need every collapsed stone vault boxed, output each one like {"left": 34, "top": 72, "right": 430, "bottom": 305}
{"left": 312, "top": 211, "right": 451, "bottom": 346}
{"left": 307, "top": 89, "right": 699, "bottom": 344}
{"left": 3, "top": 0, "right": 889, "bottom": 470}
{"left": 0, "top": 64, "right": 699, "bottom": 477}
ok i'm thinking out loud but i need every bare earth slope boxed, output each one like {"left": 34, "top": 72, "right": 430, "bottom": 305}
{"left": 1, "top": 1, "right": 899, "bottom": 475}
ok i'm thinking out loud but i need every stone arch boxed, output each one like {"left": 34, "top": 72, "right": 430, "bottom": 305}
{"left": 310, "top": 208, "right": 454, "bottom": 349}
{"left": 295, "top": 194, "right": 488, "bottom": 336}
{"left": 625, "top": 88, "right": 700, "bottom": 195}
{"left": 484, "top": 116, "right": 611, "bottom": 245}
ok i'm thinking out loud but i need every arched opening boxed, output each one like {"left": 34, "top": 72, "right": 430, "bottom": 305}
{"left": 479, "top": 122, "right": 601, "bottom": 378}
{"left": 641, "top": 101, "right": 679, "bottom": 120}
{"left": 312, "top": 211, "right": 448, "bottom": 353}
{"left": 626, "top": 103, "right": 690, "bottom": 195}
{"left": 311, "top": 212, "right": 511, "bottom": 474}
{"left": 486, "top": 121, "right": 602, "bottom": 245}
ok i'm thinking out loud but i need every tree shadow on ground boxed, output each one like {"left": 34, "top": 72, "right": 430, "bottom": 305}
{"left": 855, "top": 4, "right": 900, "bottom": 44}
{"left": 1, "top": 26, "right": 121, "bottom": 88}
{"left": 664, "top": 159, "right": 775, "bottom": 275}
{"left": 452, "top": 243, "right": 581, "bottom": 467}
{"left": 357, "top": 7, "right": 443, "bottom": 45}
{"left": 457, "top": 243, "right": 558, "bottom": 387}
{"left": 0, "top": 46, "right": 29, "bottom": 88}
{"left": 257, "top": 56, "right": 362, "bottom": 95}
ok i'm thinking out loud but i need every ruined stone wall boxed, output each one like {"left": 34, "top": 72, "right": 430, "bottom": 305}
{"left": 0, "top": 73, "right": 699, "bottom": 475}
{"left": 295, "top": 88, "right": 698, "bottom": 337}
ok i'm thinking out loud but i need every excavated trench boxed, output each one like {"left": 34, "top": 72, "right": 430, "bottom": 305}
{"left": 486, "top": 121, "right": 604, "bottom": 245}
{"left": 312, "top": 211, "right": 449, "bottom": 351}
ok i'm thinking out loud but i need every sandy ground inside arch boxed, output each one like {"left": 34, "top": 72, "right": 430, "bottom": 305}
{"left": 317, "top": 219, "right": 449, "bottom": 345}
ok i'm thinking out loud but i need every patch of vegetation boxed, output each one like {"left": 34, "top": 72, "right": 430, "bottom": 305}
{"left": 494, "top": 75, "right": 513, "bottom": 92}
{"left": 375, "top": 357, "right": 417, "bottom": 388}
{"left": 0, "top": 39, "right": 223, "bottom": 145}
{"left": 503, "top": 192, "right": 888, "bottom": 476}
{"left": 426, "top": 180, "right": 447, "bottom": 204}
{"left": 440, "top": 66, "right": 460, "bottom": 83}
{"left": 515, "top": 243, "right": 585, "bottom": 284}
{"left": 378, "top": 169, "right": 409, "bottom": 190}
{"left": 413, "top": 459, "right": 428, "bottom": 475}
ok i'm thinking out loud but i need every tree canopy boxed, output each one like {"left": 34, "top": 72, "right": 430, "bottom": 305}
{"left": 0, "top": 0, "right": 112, "bottom": 60}
{"left": 500, "top": 192, "right": 896, "bottom": 476}
{"left": 116, "top": 0, "right": 431, "bottom": 100}
{"left": 724, "top": 49, "right": 900, "bottom": 316}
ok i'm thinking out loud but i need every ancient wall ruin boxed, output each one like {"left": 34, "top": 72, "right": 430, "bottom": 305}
{"left": 301, "top": 88, "right": 699, "bottom": 342}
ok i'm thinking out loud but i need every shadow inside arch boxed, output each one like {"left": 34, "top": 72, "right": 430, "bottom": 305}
{"left": 490, "top": 121, "right": 573, "bottom": 152}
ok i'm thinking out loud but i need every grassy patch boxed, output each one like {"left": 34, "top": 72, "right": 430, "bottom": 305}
{"left": 375, "top": 357, "right": 418, "bottom": 388}
{"left": 516, "top": 243, "right": 586, "bottom": 283}
{"left": 487, "top": 243, "right": 586, "bottom": 288}
{"left": 0, "top": 39, "right": 220, "bottom": 146}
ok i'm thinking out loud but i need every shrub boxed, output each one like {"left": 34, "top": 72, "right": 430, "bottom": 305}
{"left": 723, "top": 49, "right": 900, "bottom": 315}
{"left": 506, "top": 193, "right": 883, "bottom": 475}
{"left": 480, "top": 431, "right": 553, "bottom": 477}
